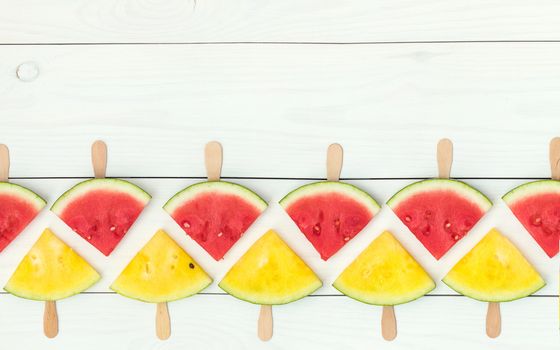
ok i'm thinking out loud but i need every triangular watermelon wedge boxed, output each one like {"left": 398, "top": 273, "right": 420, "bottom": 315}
{"left": 163, "top": 181, "right": 267, "bottom": 260}
{"left": 503, "top": 180, "right": 560, "bottom": 257}
{"left": 279, "top": 182, "right": 380, "bottom": 260}
{"left": 0, "top": 182, "right": 46, "bottom": 252}
{"left": 111, "top": 230, "right": 212, "bottom": 303}
{"left": 387, "top": 179, "right": 492, "bottom": 260}
{"left": 51, "top": 179, "right": 151, "bottom": 256}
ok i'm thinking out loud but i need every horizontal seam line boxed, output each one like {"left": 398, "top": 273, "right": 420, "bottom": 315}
{"left": 1, "top": 40, "right": 560, "bottom": 46}
{"left": 6, "top": 176, "right": 553, "bottom": 180}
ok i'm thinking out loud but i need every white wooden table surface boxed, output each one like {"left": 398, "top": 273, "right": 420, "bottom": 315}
{"left": 1, "top": 1, "right": 559, "bottom": 349}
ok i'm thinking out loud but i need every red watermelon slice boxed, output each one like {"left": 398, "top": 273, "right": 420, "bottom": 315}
{"left": 279, "top": 182, "right": 380, "bottom": 260}
{"left": 503, "top": 180, "right": 559, "bottom": 257}
{"left": 163, "top": 181, "right": 267, "bottom": 260}
{"left": 0, "top": 183, "right": 46, "bottom": 252}
{"left": 51, "top": 179, "right": 151, "bottom": 256}
{"left": 387, "top": 179, "right": 492, "bottom": 260}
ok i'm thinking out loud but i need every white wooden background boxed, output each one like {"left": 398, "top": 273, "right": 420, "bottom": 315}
{"left": 1, "top": 1, "right": 559, "bottom": 349}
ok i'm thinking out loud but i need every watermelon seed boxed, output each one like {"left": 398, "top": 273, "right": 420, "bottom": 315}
{"left": 217, "top": 232, "right": 223, "bottom": 237}
{"left": 189, "top": 263, "right": 195, "bottom": 269}
{"left": 172, "top": 254, "right": 178, "bottom": 259}
{"left": 444, "top": 220, "right": 452, "bottom": 230}
{"left": 530, "top": 215, "right": 542, "bottom": 226}
{"left": 109, "top": 225, "right": 116, "bottom": 232}
{"left": 313, "top": 224, "right": 321, "bottom": 236}
{"left": 170, "top": 265, "right": 175, "bottom": 270}
{"left": 30, "top": 255, "right": 37, "bottom": 261}
{"left": 424, "top": 210, "right": 432, "bottom": 219}
{"left": 421, "top": 226, "right": 431, "bottom": 236}
{"left": 334, "top": 219, "right": 341, "bottom": 229}
{"left": 86, "top": 235, "right": 92, "bottom": 240}
{"left": 57, "top": 256, "right": 63, "bottom": 263}
{"left": 404, "top": 215, "right": 412, "bottom": 222}
{"left": 452, "top": 234, "right": 460, "bottom": 241}
{"left": 182, "top": 221, "right": 191, "bottom": 229}
{"left": 145, "top": 263, "right": 151, "bottom": 274}
{"left": 343, "top": 236, "right": 350, "bottom": 242}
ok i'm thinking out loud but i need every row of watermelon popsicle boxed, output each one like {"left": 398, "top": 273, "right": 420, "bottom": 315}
{"left": 0, "top": 139, "right": 557, "bottom": 341}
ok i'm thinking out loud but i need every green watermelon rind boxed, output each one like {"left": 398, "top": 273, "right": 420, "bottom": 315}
{"left": 4, "top": 271, "right": 101, "bottom": 301}
{"left": 278, "top": 181, "right": 380, "bottom": 215}
{"left": 218, "top": 278, "right": 322, "bottom": 306}
{"left": 163, "top": 181, "right": 268, "bottom": 214}
{"left": 51, "top": 178, "right": 151, "bottom": 215}
{"left": 442, "top": 275, "right": 546, "bottom": 303}
{"left": 386, "top": 179, "right": 492, "bottom": 212}
{"left": 0, "top": 182, "right": 46, "bottom": 211}
{"left": 110, "top": 276, "right": 213, "bottom": 304}
{"left": 332, "top": 278, "right": 435, "bottom": 306}
{"left": 502, "top": 179, "right": 560, "bottom": 205}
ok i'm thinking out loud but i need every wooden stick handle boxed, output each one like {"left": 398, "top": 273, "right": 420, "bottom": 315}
{"left": 486, "top": 302, "right": 501, "bottom": 338}
{"left": 437, "top": 138, "right": 453, "bottom": 179}
{"left": 44, "top": 301, "right": 58, "bottom": 338}
{"left": 156, "top": 302, "right": 171, "bottom": 340}
{"left": 258, "top": 305, "right": 273, "bottom": 341}
{"left": 381, "top": 305, "right": 397, "bottom": 341}
{"left": 326, "top": 143, "right": 343, "bottom": 181}
{"left": 550, "top": 137, "right": 560, "bottom": 180}
{"left": 91, "top": 140, "right": 107, "bottom": 179}
{"left": 205, "top": 141, "right": 223, "bottom": 181}
{"left": 0, "top": 144, "right": 9, "bottom": 182}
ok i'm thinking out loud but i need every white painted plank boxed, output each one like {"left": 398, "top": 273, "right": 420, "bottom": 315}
{"left": 1, "top": 44, "right": 559, "bottom": 178}
{"left": 0, "top": 178, "right": 556, "bottom": 297}
{"left": 1, "top": 0, "right": 560, "bottom": 43}
{"left": 0, "top": 293, "right": 556, "bottom": 349}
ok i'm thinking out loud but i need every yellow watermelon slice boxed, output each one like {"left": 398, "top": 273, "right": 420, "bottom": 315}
{"left": 333, "top": 231, "right": 435, "bottom": 305}
{"left": 219, "top": 229, "right": 322, "bottom": 305}
{"left": 111, "top": 230, "right": 212, "bottom": 303}
{"left": 4, "top": 228, "right": 100, "bottom": 301}
{"left": 443, "top": 228, "right": 545, "bottom": 302}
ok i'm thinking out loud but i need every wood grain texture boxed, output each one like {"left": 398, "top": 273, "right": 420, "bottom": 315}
{"left": 0, "top": 293, "right": 556, "bottom": 349}
{"left": 1, "top": 44, "right": 560, "bottom": 178}
{"left": 1, "top": 0, "right": 560, "bottom": 43}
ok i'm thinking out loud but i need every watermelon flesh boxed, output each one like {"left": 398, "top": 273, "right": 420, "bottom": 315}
{"left": 0, "top": 184, "right": 46, "bottom": 252}
{"left": 52, "top": 179, "right": 150, "bottom": 256}
{"left": 280, "top": 182, "right": 380, "bottom": 260}
{"left": 503, "top": 181, "right": 560, "bottom": 257}
{"left": 164, "top": 181, "right": 267, "bottom": 260}
{"left": 388, "top": 180, "right": 491, "bottom": 260}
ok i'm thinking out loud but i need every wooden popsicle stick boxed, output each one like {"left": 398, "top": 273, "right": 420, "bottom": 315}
{"left": 550, "top": 137, "right": 560, "bottom": 180}
{"left": 258, "top": 305, "right": 273, "bottom": 341}
{"left": 205, "top": 141, "right": 223, "bottom": 181}
{"left": 91, "top": 140, "right": 107, "bottom": 179}
{"left": 381, "top": 305, "right": 397, "bottom": 341}
{"left": 486, "top": 302, "right": 501, "bottom": 338}
{"left": 0, "top": 144, "right": 9, "bottom": 182}
{"left": 326, "top": 143, "right": 343, "bottom": 181}
{"left": 43, "top": 300, "right": 58, "bottom": 338}
{"left": 437, "top": 138, "right": 453, "bottom": 179}
{"left": 156, "top": 302, "right": 171, "bottom": 340}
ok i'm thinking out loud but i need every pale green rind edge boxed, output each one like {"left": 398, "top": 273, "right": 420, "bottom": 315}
{"left": 0, "top": 182, "right": 46, "bottom": 211}
{"left": 4, "top": 272, "right": 101, "bottom": 301}
{"left": 218, "top": 279, "right": 322, "bottom": 306}
{"left": 278, "top": 181, "right": 380, "bottom": 215}
{"left": 110, "top": 276, "right": 213, "bottom": 304}
{"left": 163, "top": 181, "right": 268, "bottom": 214}
{"left": 332, "top": 279, "right": 436, "bottom": 306}
{"left": 51, "top": 178, "right": 151, "bottom": 214}
{"left": 441, "top": 276, "right": 546, "bottom": 303}
{"left": 386, "top": 179, "right": 492, "bottom": 211}
{"left": 502, "top": 179, "right": 560, "bottom": 205}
